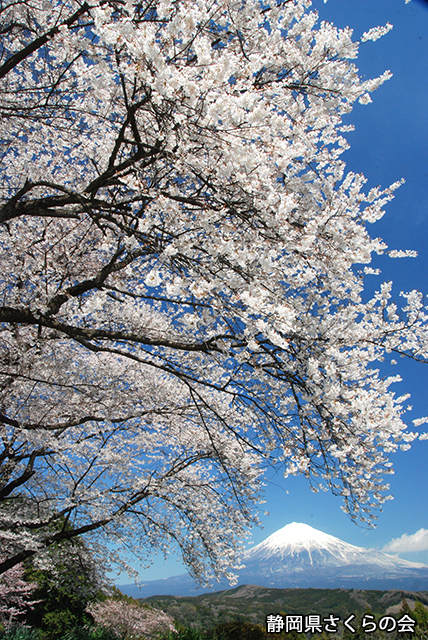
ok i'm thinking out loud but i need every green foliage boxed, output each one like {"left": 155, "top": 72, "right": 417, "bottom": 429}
{"left": 396, "top": 599, "right": 416, "bottom": 640}
{"left": 207, "top": 621, "right": 268, "bottom": 640}
{"left": 0, "top": 625, "right": 124, "bottom": 640}
{"left": 162, "top": 620, "right": 306, "bottom": 640}
{"left": 278, "top": 633, "right": 306, "bottom": 640}
{"left": 23, "top": 561, "right": 95, "bottom": 636}
{"left": 23, "top": 536, "right": 107, "bottom": 637}
{"left": 162, "top": 629, "right": 207, "bottom": 640}
{"left": 40, "top": 611, "right": 79, "bottom": 638}
{"left": 108, "top": 587, "right": 149, "bottom": 608}
{"left": 414, "top": 601, "right": 428, "bottom": 630}
{"left": 395, "top": 599, "right": 428, "bottom": 640}
{"left": 62, "top": 626, "right": 125, "bottom": 640}
{"left": 0, "top": 627, "right": 41, "bottom": 640}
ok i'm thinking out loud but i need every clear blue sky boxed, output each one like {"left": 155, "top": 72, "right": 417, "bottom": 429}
{"left": 113, "top": 0, "right": 428, "bottom": 585}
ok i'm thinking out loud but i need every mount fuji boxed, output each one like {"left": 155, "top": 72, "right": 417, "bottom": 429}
{"left": 237, "top": 522, "right": 428, "bottom": 589}
{"left": 118, "top": 523, "right": 428, "bottom": 598}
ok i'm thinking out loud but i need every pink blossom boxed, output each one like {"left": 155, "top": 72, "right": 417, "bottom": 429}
{"left": 0, "top": 559, "right": 38, "bottom": 627}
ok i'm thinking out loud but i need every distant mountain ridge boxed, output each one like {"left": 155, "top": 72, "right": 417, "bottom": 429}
{"left": 118, "top": 523, "right": 428, "bottom": 598}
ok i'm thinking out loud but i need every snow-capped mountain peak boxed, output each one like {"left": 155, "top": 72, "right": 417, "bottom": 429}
{"left": 245, "top": 522, "right": 363, "bottom": 565}
{"left": 243, "top": 522, "right": 427, "bottom": 574}
{"left": 250, "top": 522, "right": 353, "bottom": 554}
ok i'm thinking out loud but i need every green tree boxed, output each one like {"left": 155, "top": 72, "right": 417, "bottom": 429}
{"left": 24, "top": 538, "right": 108, "bottom": 637}
{"left": 342, "top": 613, "right": 365, "bottom": 640}
{"left": 394, "top": 599, "right": 415, "bottom": 640}
{"left": 412, "top": 601, "right": 428, "bottom": 639}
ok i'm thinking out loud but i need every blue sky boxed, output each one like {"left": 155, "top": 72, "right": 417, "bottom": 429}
{"left": 113, "top": 0, "right": 428, "bottom": 585}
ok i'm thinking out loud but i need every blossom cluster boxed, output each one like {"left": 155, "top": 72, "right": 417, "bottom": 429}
{"left": 86, "top": 599, "right": 176, "bottom": 639}
{"left": 0, "top": 560, "right": 38, "bottom": 626}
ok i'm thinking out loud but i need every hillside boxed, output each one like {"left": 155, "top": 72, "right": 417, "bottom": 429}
{"left": 140, "top": 585, "right": 428, "bottom": 629}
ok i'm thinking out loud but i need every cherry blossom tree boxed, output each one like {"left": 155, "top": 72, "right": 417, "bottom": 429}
{"left": 0, "top": 560, "right": 38, "bottom": 627}
{"left": 86, "top": 599, "right": 176, "bottom": 639}
{"left": 1, "top": 0, "right": 427, "bottom": 583}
